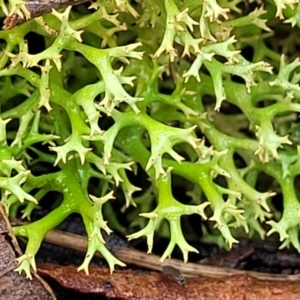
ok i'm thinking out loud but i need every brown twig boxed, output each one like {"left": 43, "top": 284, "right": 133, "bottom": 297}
{"left": 4, "top": 0, "right": 90, "bottom": 29}
{"left": 29, "top": 226, "right": 300, "bottom": 282}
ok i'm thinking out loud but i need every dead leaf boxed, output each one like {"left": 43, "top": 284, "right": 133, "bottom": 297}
{"left": 38, "top": 263, "right": 300, "bottom": 300}
{"left": 0, "top": 204, "right": 56, "bottom": 300}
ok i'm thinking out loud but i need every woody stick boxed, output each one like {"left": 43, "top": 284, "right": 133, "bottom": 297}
{"left": 4, "top": 0, "right": 90, "bottom": 29}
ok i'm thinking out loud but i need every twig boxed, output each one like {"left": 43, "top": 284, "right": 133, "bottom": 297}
{"left": 25, "top": 226, "right": 300, "bottom": 282}
{"left": 4, "top": 0, "right": 90, "bottom": 29}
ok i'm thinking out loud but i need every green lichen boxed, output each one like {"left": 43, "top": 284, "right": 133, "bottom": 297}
{"left": 0, "top": 0, "right": 300, "bottom": 279}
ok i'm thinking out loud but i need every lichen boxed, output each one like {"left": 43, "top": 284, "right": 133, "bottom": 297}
{"left": 0, "top": 0, "right": 300, "bottom": 278}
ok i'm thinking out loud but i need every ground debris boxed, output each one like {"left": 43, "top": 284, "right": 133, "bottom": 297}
{"left": 38, "top": 263, "right": 300, "bottom": 300}
{"left": 0, "top": 204, "right": 55, "bottom": 300}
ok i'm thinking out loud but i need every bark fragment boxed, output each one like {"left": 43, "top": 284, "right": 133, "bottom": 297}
{"left": 0, "top": 204, "right": 56, "bottom": 300}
